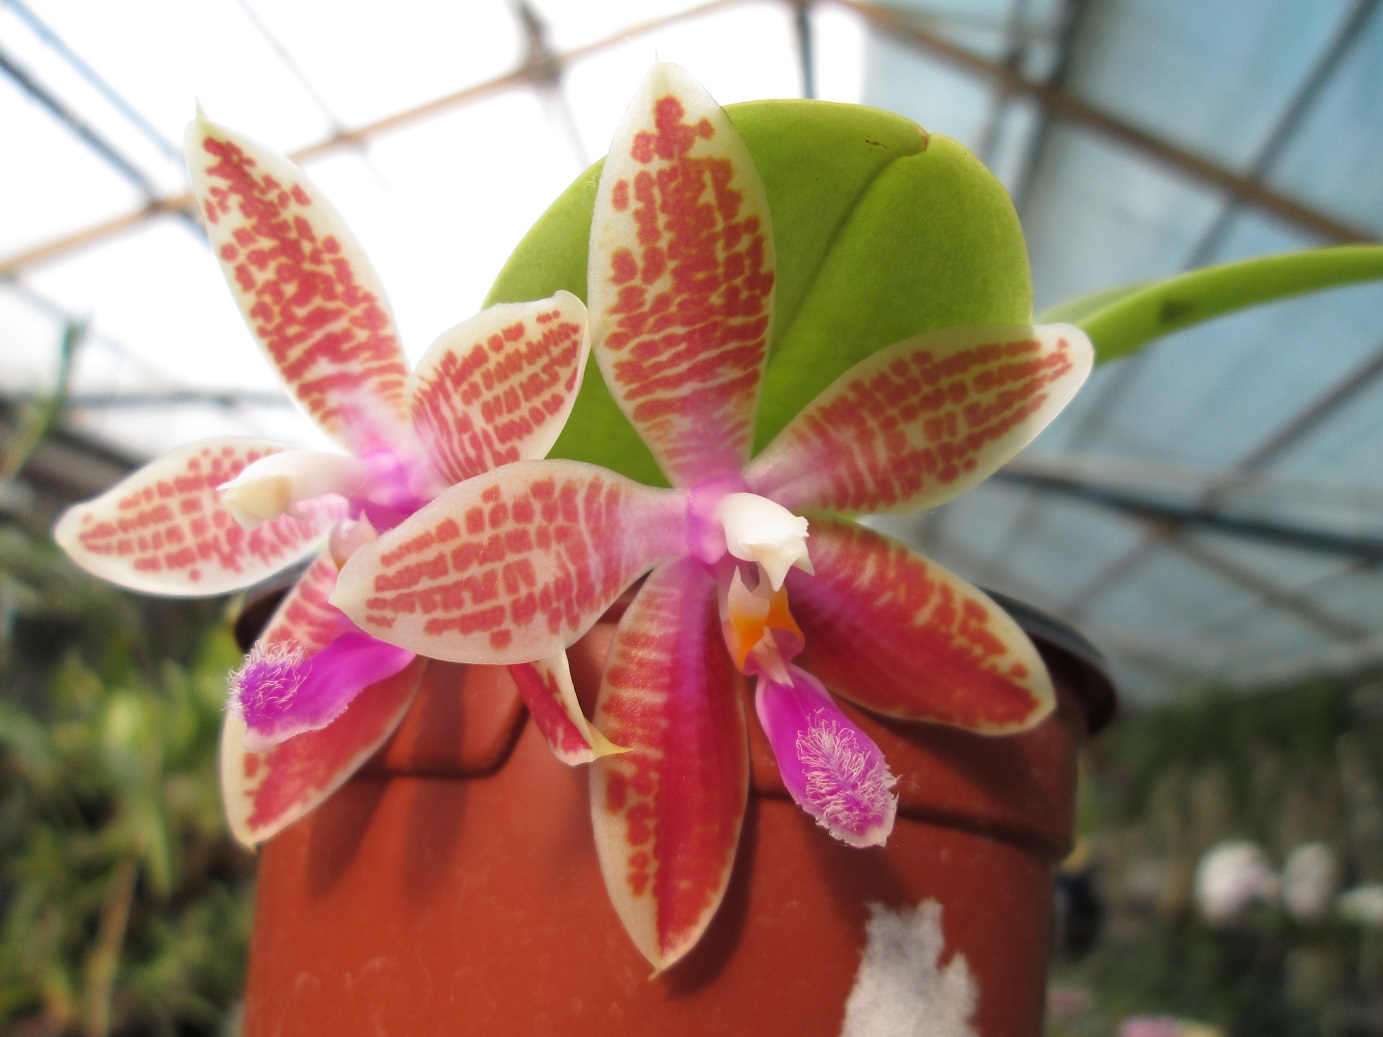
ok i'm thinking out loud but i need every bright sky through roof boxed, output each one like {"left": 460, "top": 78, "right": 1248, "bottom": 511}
{"left": 1, "top": 0, "right": 864, "bottom": 459}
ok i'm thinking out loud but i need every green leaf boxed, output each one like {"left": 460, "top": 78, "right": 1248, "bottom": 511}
{"left": 1040, "top": 245, "right": 1383, "bottom": 364}
{"left": 486, "top": 99, "right": 1031, "bottom": 485}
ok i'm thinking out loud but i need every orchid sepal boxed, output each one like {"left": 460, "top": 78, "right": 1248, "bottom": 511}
{"left": 219, "top": 664, "right": 423, "bottom": 848}
{"left": 588, "top": 61, "right": 775, "bottom": 490}
{"left": 787, "top": 517, "right": 1054, "bottom": 734}
{"left": 218, "top": 554, "right": 422, "bottom": 846}
{"left": 185, "top": 113, "right": 410, "bottom": 453}
{"left": 744, "top": 323, "right": 1093, "bottom": 515}
{"left": 331, "top": 459, "right": 688, "bottom": 666}
{"left": 589, "top": 558, "right": 748, "bottom": 973}
{"left": 53, "top": 438, "right": 344, "bottom": 597}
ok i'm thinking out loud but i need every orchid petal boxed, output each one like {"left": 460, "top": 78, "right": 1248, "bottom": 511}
{"left": 53, "top": 438, "right": 343, "bottom": 596}
{"left": 256, "top": 551, "right": 345, "bottom": 651}
{"left": 589, "top": 558, "right": 749, "bottom": 972}
{"left": 755, "top": 665, "right": 897, "bottom": 848}
{"left": 787, "top": 518, "right": 1054, "bottom": 734}
{"left": 331, "top": 459, "right": 687, "bottom": 665}
{"left": 409, "top": 292, "right": 591, "bottom": 483}
{"left": 185, "top": 114, "right": 410, "bottom": 452}
{"left": 220, "top": 663, "right": 423, "bottom": 848}
{"left": 231, "top": 629, "right": 416, "bottom": 752}
{"left": 219, "top": 554, "right": 422, "bottom": 846}
{"left": 745, "top": 324, "right": 1093, "bottom": 514}
{"left": 508, "top": 653, "right": 623, "bottom": 766}
{"left": 588, "top": 62, "right": 775, "bottom": 488}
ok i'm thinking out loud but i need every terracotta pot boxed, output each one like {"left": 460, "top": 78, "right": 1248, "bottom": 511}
{"left": 238, "top": 598, "right": 1113, "bottom": 1037}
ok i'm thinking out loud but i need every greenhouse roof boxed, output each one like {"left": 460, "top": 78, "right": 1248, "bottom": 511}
{"left": 2, "top": 0, "right": 1380, "bottom": 704}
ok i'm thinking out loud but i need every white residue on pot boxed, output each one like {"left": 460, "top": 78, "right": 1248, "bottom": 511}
{"left": 838, "top": 899, "right": 978, "bottom": 1037}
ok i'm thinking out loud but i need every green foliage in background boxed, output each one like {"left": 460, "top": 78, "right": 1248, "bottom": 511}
{"left": 0, "top": 524, "right": 252, "bottom": 1037}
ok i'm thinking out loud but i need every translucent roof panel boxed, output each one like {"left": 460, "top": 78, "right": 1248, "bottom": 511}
{"left": 1, "top": 0, "right": 1379, "bottom": 707}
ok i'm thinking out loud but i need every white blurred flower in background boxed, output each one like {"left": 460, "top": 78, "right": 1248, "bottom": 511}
{"left": 1118, "top": 1015, "right": 1224, "bottom": 1037}
{"left": 1338, "top": 884, "right": 1383, "bottom": 927}
{"left": 1281, "top": 842, "right": 1338, "bottom": 923}
{"left": 1194, "top": 840, "right": 1279, "bottom": 926}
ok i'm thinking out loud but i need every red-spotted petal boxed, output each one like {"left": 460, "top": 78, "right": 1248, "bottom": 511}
{"left": 588, "top": 62, "right": 775, "bottom": 488}
{"left": 185, "top": 114, "right": 409, "bottom": 452}
{"left": 331, "top": 460, "right": 687, "bottom": 665}
{"left": 409, "top": 292, "right": 591, "bottom": 484}
{"left": 256, "top": 551, "right": 343, "bottom": 651}
{"left": 786, "top": 518, "right": 1053, "bottom": 734}
{"left": 508, "top": 653, "right": 622, "bottom": 766}
{"left": 53, "top": 438, "right": 343, "bottom": 597}
{"left": 219, "top": 554, "right": 423, "bottom": 846}
{"left": 589, "top": 558, "right": 749, "bottom": 972}
{"left": 745, "top": 324, "right": 1093, "bottom": 514}
{"left": 220, "top": 663, "right": 422, "bottom": 847}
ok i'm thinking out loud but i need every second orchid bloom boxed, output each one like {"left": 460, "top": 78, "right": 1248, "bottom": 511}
{"left": 55, "top": 110, "right": 610, "bottom": 848}
{"left": 332, "top": 64, "right": 1094, "bottom": 970}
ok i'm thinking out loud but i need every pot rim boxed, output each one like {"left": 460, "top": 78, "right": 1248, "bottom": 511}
{"left": 986, "top": 588, "right": 1117, "bottom": 734}
{"left": 233, "top": 563, "right": 1119, "bottom": 735}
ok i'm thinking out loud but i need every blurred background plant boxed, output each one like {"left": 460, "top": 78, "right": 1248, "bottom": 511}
{"left": 1047, "top": 677, "right": 1383, "bottom": 1037}
{"left": 1, "top": 322, "right": 252, "bottom": 1037}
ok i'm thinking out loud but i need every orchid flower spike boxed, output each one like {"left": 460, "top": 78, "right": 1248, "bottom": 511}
{"left": 53, "top": 112, "right": 604, "bottom": 847}
{"left": 331, "top": 62, "right": 1094, "bottom": 970}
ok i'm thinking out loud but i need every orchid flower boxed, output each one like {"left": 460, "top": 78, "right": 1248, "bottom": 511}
{"left": 332, "top": 63, "right": 1094, "bottom": 970}
{"left": 54, "top": 114, "right": 606, "bottom": 847}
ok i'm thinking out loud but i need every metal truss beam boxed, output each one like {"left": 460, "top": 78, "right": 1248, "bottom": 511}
{"left": 0, "top": 0, "right": 744, "bottom": 280}
{"left": 995, "top": 466, "right": 1383, "bottom": 562}
{"left": 837, "top": 0, "right": 1376, "bottom": 244}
